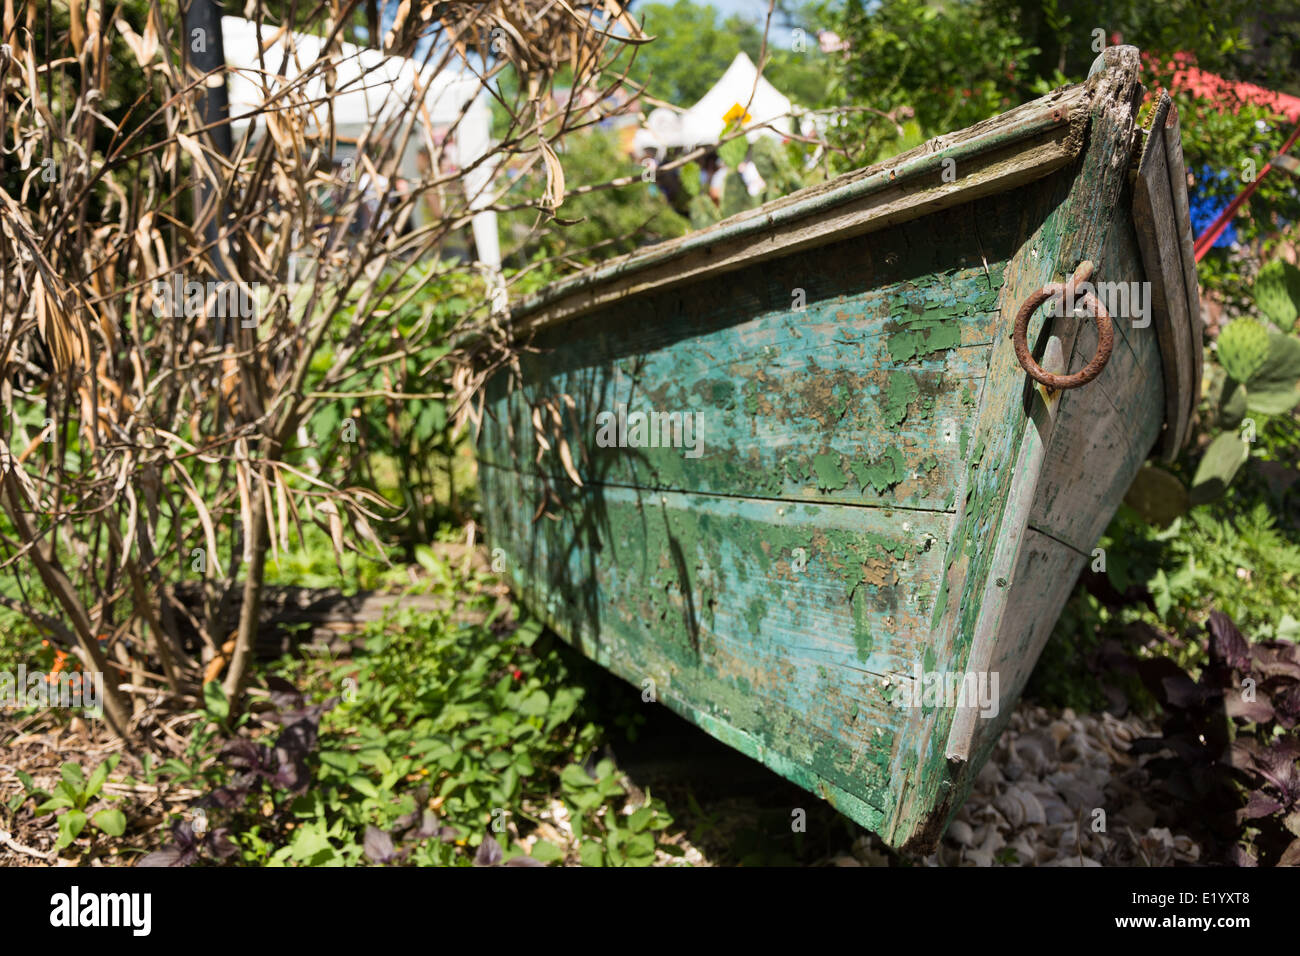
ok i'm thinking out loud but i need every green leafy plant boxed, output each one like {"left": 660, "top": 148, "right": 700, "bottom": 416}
{"left": 132, "top": 550, "right": 678, "bottom": 867}
{"left": 1190, "top": 431, "right": 1252, "bottom": 505}
{"left": 21, "top": 757, "right": 127, "bottom": 850}
{"left": 1251, "top": 258, "right": 1300, "bottom": 329}
{"left": 1217, "top": 322, "right": 1300, "bottom": 421}
{"left": 1187, "top": 253, "right": 1300, "bottom": 505}
{"left": 1217, "top": 318, "right": 1272, "bottom": 385}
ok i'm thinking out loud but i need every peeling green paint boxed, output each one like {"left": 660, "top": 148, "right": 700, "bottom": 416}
{"left": 886, "top": 313, "right": 963, "bottom": 363}
{"left": 851, "top": 447, "right": 906, "bottom": 495}
{"left": 476, "top": 58, "right": 1155, "bottom": 853}
{"left": 879, "top": 371, "right": 920, "bottom": 427}
{"left": 851, "top": 589, "right": 875, "bottom": 662}
{"left": 812, "top": 452, "right": 849, "bottom": 492}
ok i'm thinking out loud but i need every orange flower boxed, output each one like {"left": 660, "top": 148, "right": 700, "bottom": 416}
{"left": 48, "top": 649, "right": 69, "bottom": 684}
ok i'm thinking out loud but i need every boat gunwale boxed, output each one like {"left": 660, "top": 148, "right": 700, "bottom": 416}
{"left": 506, "top": 81, "right": 1093, "bottom": 330}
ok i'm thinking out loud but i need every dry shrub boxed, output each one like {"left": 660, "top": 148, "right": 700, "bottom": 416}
{"left": 0, "top": 0, "right": 646, "bottom": 735}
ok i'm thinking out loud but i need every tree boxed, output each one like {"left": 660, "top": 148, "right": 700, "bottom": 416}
{"left": 623, "top": 0, "right": 834, "bottom": 108}
{"left": 984, "top": 0, "right": 1299, "bottom": 95}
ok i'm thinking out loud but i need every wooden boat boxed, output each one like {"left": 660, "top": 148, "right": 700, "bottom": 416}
{"left": 474, "top": 46, "right": 1201, "bottom": 850}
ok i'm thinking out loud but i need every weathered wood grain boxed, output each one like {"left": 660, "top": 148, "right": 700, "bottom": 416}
{"left": 1159, "top": 104, "right": 1206, "bottom": 446}
{"left": 1133, "top": 93, "right": 1196, "bottom": 461}
{"left": 479, "top": 464, "right": 955, "bottom": 827}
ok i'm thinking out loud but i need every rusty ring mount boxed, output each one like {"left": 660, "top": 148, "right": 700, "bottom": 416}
{"left": 1012, "top": 260, "right": 1113, "bottom": 390}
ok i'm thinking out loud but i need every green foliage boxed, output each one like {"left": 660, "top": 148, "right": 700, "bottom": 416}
{"left": 622, "top": 0, "right": 834, "bottom": 108}
{"left": 0, "top": 617, "right": 46, "bottom": 683}
{"left": 1193, "top": 502, "right": 1293, "bottom": 629}
{"left": 139, "top": 553, "right": 677, "bottom": 866}
{"left": 1253, "top": 259, "right": 1300, "bottom": 329}
{"left": 16, "top": 756, "right": 126, "bottom": 850}
{"left": 829, "top": 0, "right": 1041, "bottom": 170}
{"left": 1217, "top": 318, "right": 1272, "bottom": 384}
{"left": 1186, "top": 251, "right": 1300, "bottom": 506}
{"left": 1144, "top": 503, "right": 1300, "bottom": 638}
{"left": 1189, "top": 431, "right": 1250, "bottom": 504}
{"left": 986, "top": 0, "right": 1283, "bottom": 88}
{"left": 502, "top": 130, "right": 689, "bottom": 266}
{"left": 1240, "top": 333, "right": 1300, "bottom": 414}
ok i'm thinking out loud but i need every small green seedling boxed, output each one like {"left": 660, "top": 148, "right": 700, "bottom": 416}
{"left": 26, "top": 756, "right": 126, "bottom": 849}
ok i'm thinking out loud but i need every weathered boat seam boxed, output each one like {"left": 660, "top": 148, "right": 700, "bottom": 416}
{"left": 475, "top": 458, "right": 963, "bottom": 515}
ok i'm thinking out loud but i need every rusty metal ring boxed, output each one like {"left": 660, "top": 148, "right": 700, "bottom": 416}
{"left": 1012, "top": 265, "right": 1113, "bottom": 390}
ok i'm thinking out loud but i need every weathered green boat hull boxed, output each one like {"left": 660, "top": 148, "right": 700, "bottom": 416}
{"left": 476, "top": 47, "right": 1200, "bottom": 849}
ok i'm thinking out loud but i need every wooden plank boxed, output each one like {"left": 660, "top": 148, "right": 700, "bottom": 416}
{"left": 478, "top": 465, "right": 954, "bottom": 830}
{"left": 481, "top": 200, "right": 1031, "bottom": 511}
{"left": 1160, "top": 107, "right": 1205, "bottom": 445}
{"left": 1132, "top": 92, "right": 1200, "bottom": 460}
{"left": 508, "top": 86, "right": 1091, "bottom": 332}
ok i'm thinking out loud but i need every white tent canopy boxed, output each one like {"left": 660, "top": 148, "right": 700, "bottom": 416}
{"left": 638, "top": 52, "right": 794, "bottom": 155}
{"left": 221, "top": 16, "right": 499, "bottom": 267}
